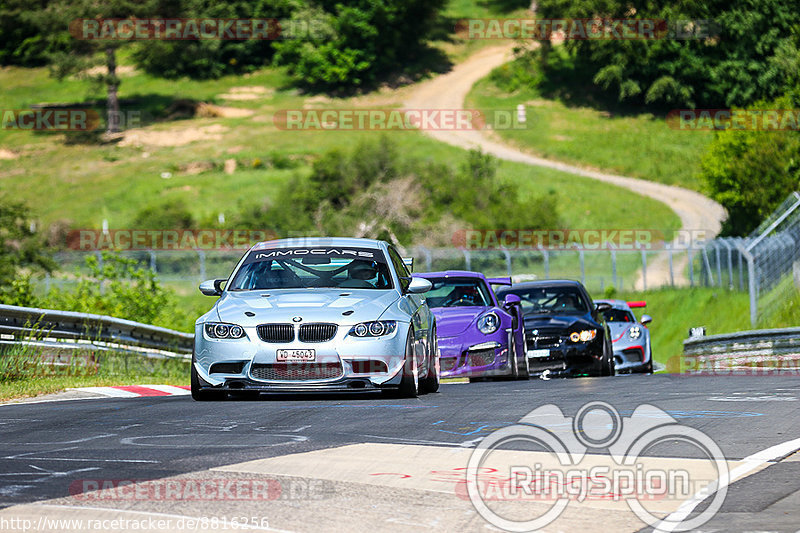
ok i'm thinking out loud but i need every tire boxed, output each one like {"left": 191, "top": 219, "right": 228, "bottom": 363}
{"left": 420, "top": 325, "right": 440, "bottom": 393}
{"left": 398, "top": 328, "right": 419, "bottom": 398}
{"left": 515, "top": 334, "right": 530, "bottom": 380}
{"left": 191, "top": 362, "right": 226, "bottom": 401}
{"left": 600, "top": 340, "right": 615, "bottom": 377}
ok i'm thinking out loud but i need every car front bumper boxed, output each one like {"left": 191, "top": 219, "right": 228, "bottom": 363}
{"left": 437, "top": 329, "right": 514, "bottom": 378}
{"left": 525, "top": 337, "right": 605, "bottom": 375}
{"left": 193, "top": 322, "right": 409, "bottom": 392}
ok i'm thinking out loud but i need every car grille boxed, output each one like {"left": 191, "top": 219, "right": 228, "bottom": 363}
{"left": 257, "top": 324, "right": 294, "bottom": 343}
{"left": 469, "top": 349, "right": 496, "bottom": 367}
{"left": 441, "top": 357, "right": 459, "bottom": 372}
{"left": 527, "top": 333, "right": 562, "bottom": 349}
{"left": 250, "top": 363, "right": 343, "bottom": 381}
{"left": 298, "top": 323, "right": 337, "bottom": 343}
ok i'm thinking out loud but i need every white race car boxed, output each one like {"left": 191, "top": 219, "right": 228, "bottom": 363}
{"left": 192, "top": 238, "right": 438, "bottom": 399}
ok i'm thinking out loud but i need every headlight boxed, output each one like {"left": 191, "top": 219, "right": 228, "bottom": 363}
{"left": 477, "top": 312, "right": 500, "bottom": 334}
{"left": 349, "top": 320, "right": 397, "bottom": 337}
{"left": 629, "top": 326, "right": 641, "bottom": 340}
{"left": 569, "top": 329, "right": 597, "bottom": 343}
{"left": 205, "top": 323, "right": 246, "bottom": 339}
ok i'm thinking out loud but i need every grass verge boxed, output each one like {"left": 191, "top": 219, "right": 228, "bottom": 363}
{"left": 0, "top": 344, "right": 189, "bottom": 401}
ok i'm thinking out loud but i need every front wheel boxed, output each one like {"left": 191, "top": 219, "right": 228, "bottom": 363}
{"left": 191, "top": 362, "right": 226, "bottom": 401}
{"left": 420, "top": 325, "right": 440, "bottom": 393}
{"left": 398, "top": 329, "right": 419, "bottom": 398}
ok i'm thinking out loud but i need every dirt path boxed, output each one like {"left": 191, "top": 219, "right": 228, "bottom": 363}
{"left": 404, "top": 45, "right": 725, "bottom": 289}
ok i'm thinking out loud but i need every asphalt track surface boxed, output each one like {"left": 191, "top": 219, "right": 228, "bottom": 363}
{"left": 1, "top": 374, "right": 799, "bottom": 532}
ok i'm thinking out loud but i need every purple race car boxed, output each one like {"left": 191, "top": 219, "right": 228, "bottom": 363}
{"left": 413, "top": 271, "right": 528, "bottom": 381}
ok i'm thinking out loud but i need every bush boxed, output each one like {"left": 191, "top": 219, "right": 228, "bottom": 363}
{"left": 700, "top": 93, "right": 800, "bottom": 236}
{"left": 131, "top": 199, "right": 196, "bottom": 230}
{"left": 273, "top": 0, "right": 446, "bottom": 90}
{"left": 236, "top": 137, "right": 559, "bottom": 246}
{"left": 45, "top": 252, "right": 199, "bottom": 331}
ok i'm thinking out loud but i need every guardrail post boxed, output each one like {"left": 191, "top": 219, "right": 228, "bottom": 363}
{"left": 462, "top": 248, "right": 471, "bottom": 271}
{"left": 197, "top": 249, "right": 206, "bottom": 281}
{"left": 149, "top": 250, "right": 157, "bottom": 273}
{"left": 502, "top": 249, "right": 512, "bottom": 276}
{"left": 417, "top": 245, "right": 432, "bottom": 272}
{"left": 640, "top": 246, "right": 647, "bottom": 291}
{"left": 538, "top": 245, "right": 549, "bottom": 279}
{"left": 668, "top": 246, "right": 674, "bottom": 287}
{"left": 702, "top": 247, "right": 715, "bottom": 286}
{"left": 611, "top": 250, "right": 617, "bottom": 288}
{"left": 688, "top": 248, "right": 694, "bottom": 287}
{"left": 714, "top": 243, "right": 722, "bottom": 287}
{"left": 734, "top": 241, "right": 757, "bottom": 326}
{"left": 579, "top": 249, "right": 585, "bottom": 285}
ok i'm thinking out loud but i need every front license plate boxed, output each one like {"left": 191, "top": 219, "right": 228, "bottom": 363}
{"left": 277, "top": 349, "right": 316, "bottom": 362}
{"left": 527, "top": 349, "right": 551, "bottom": 358}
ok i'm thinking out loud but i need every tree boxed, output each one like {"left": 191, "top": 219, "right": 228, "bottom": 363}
{"left": 0, "top": 198, "right": 55, "bottom": 306}
{"left": 29, "top": 0, "right": 154, "bottom": 133}
{"left": 273, "top": 0, "right": 447, "bottom": 90}
{"left": 700, "top": 95, "right": 800, "bottom": 235}
{"left": 534, "top": 0, "right": 800, "bottom": 108}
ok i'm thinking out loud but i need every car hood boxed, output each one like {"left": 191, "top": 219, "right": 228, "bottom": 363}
{"left": 607, "top": 322, "right": 632, "bottom": 339}
{"left": 523, "top": 314, "right": 592, "bottom": 331}
{"left": 213, "top": 289, "right": 400, "bottom": 327}
{"left": 431, "top": 307, "right": 487, "bottom": 337}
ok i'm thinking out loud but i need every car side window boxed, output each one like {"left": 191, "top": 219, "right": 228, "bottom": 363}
{"left": 387, "top": 247, "right": 411, "bottom": 291}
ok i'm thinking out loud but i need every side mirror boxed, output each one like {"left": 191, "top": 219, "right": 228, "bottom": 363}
{"left": 199, "top": 279, "right": 226, "bottom": 296}
{"left": 406, "top": 277, "right": 432, "bottom": 294}
{"left": 641, "top": 314, "right": 653, "bottom": 326}
{"left": 595, "top": 302, "right": 612, "bottom": 313}
{"left": 503, "top": 294, "right": 521, "bottom": 307}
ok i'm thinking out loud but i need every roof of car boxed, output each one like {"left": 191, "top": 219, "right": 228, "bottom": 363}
{"left": 250, "top": 237, "right": 386, "bottom": 250}
{"left": 414, "top": 270, "right": 487, "bottom": 280}
{"left": 499, "top": 279, "right": 585, "bottom": 289}
{"left": 594, "top": 299, "right": 632, "bottom": 310}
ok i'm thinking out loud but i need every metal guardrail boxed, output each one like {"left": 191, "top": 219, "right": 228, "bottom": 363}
{"left": 0, "top": 304, "right": 193, "bottom": 359}
{"left": 683, "top": 327, "right": 800, "bottom": 372}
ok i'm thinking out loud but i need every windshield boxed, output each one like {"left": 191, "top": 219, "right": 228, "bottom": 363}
{"left": 423, "top": 277, "right": 493, "bottom": 308}
{"left": 228, "top": 247, "right": 393, "bottom": 290}
{"left": 602, "top": 308, "right": 635, "bottom": 323}
{"left": 499, "top": 286, "right": 590, "bottom": 316}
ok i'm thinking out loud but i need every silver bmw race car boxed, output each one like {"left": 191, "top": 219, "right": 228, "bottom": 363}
{"left": 595, "top": 299, "right": 653, "bottom": 373}
{"left": 192, "top": 238, "right": 439, "bottom": 399}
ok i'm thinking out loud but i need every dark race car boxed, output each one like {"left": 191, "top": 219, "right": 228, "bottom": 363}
{"left": 495, "top": 280, "right": 615, "bottom": 377}
{"left": 595, "top": 299, "right": 653, "bottom": 374}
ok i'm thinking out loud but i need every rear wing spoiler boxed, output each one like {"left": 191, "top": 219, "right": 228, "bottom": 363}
{"left": 627, "top": 301, "right": 647, "bottom": 308}
{"left": 487, "top": 277, "right": 512, "bottom": 286}
{"left": 402, "top": 257, "right": 414, "bottom": 272}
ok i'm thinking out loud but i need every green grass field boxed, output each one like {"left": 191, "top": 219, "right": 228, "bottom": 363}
{"left": 619, "top": 285, "right": 800, "bottom": 369}
{"left": 466, "top": 54, "right": 714, "bottom": 190}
